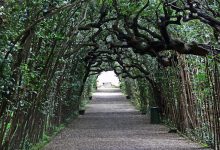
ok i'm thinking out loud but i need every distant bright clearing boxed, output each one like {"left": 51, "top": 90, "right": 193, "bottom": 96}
{"left": 97, "top": 71, "right": 120, "bottom": 87}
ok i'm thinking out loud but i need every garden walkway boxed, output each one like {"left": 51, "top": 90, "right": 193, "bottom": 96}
{"left": 44, "top": 88, "right": 210, "bottom": 150}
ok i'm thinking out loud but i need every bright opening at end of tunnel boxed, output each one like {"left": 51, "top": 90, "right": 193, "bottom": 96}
{"left": 97, "top": 71, "right": 120, "bottom": 88}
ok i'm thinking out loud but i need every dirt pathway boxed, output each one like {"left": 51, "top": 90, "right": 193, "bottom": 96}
{"left": 43, "top": 88, "right": 210, "bottom": 150}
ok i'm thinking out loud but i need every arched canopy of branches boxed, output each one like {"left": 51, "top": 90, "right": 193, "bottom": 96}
{"left": 0, "top": 0, "right": 220, "bottom": 150}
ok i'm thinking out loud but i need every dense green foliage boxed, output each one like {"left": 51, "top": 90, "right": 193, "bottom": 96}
{"left": 0, "top": 1, "right": 97, "bottom": 149}
{"left": 122, "top": 55, "right": 220, "bottom": 149}
{"left": 0, "top": 0, "right": 220, "bottom": 149}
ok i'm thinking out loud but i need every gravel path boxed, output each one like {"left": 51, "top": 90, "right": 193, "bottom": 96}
{"left": 43, "top": 88, "right": 211, "bottom": 150}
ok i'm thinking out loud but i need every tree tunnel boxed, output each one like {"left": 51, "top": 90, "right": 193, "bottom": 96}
{"left": 0, "top": 0, "right": 220, "bottom": 149}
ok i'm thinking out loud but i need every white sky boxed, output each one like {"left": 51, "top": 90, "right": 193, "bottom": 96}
{"left": 97, "top": 71, "right": 120, "bottom": 86}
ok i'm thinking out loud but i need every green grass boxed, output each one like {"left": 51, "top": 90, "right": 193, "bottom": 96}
{"left": 163, "top": 120, "right": 211, "bottom": 149}
{"left": 30, "top": 111, "right": 79, "bottom": 150}
{"left": 31, "top": 124, "right": 65, "bottom": 150}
